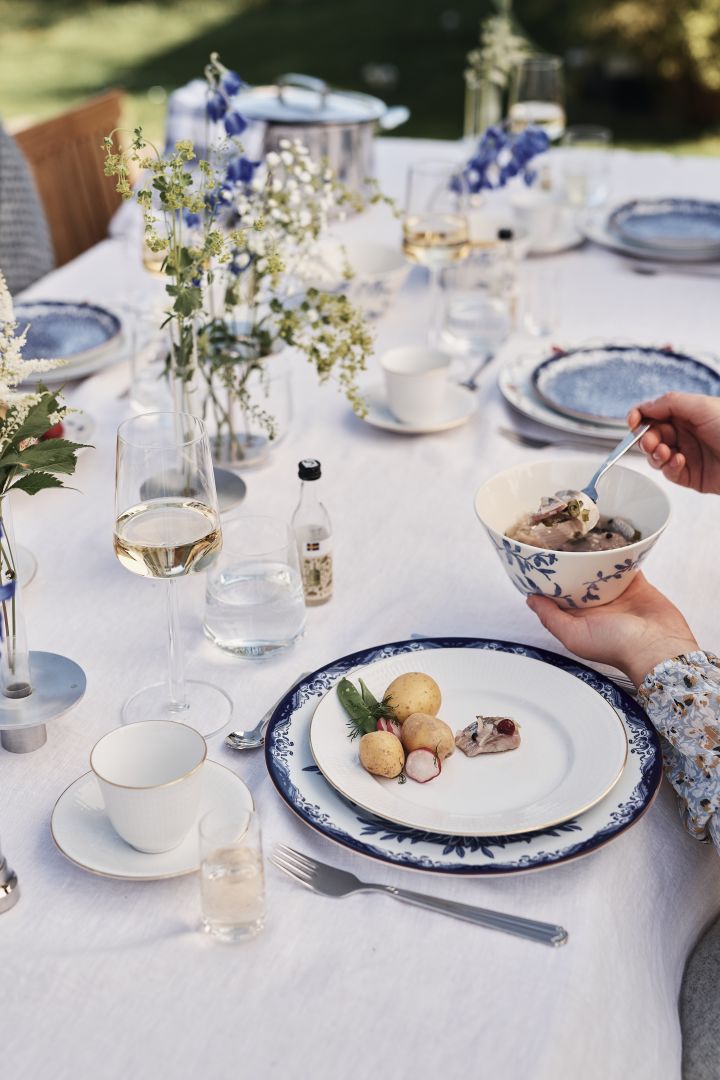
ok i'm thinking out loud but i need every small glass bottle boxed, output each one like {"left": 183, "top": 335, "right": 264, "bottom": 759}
{"left": 291, "top": 459, "right": 333, "bottom": 606}
{"left": 494, "top": 227, "right": 519, "bottom": 328}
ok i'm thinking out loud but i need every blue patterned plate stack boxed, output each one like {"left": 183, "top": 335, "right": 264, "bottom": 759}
{"left": 264, "top": 637, "right": 662, "bottom": 876}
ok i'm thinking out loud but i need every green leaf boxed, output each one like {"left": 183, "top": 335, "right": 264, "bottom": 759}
{"left": 10, "top": 472, "right": 65, "bottom": 495}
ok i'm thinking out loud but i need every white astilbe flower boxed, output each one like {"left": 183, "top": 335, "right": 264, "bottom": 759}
{"left": 0, "top": 271, "right": 68, "bottom": 455}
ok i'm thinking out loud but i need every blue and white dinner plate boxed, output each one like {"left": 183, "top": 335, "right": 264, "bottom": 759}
{"left": 264, "top": 637, "right": 662, "bottom": 876}
{"left": 583, "top": 210, "right": 720, "bottom": 263}
{"left": 14, "top": 300, "right": 123, "bottom": 382}
{"left": 608, "top": 198, "right": 720, "bottom": 255}
{"left": 532, "top": 344, "right": 720, "bottom": 426}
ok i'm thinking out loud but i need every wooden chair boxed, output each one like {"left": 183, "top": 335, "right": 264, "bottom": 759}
{"left": 14, "top": 91, "right": 125, "bottom": 268}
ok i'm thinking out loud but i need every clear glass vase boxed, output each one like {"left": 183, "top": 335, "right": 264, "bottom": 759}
{"left": 0, "top": 497, "right": 31, "bottom": 699}
{"left": 204, "top": 359, "right": 292, "bottom": 470}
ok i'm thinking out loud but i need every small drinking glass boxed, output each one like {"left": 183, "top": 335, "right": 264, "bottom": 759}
{"left": 561, "top": 125, "right": 612, "bottom": 209}
{"left": 199, "top": 808, "right": 265, "bottom": 942}
{"left": 508, "top": 56, "right": 566, "bottom": 142}
{"left": 440, "top": 256, "right": 513, "bottom": 356}
{"left": 203, "top": 514, "right": 306, "bottom": 658}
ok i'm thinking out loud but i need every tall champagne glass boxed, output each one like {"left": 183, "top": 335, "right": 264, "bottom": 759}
{"left": 114, "top": 411, "right": 231, "bottom": 736}
{"left": 402, "top": 160, "right": 470, "bottom": 346}
{"left": 508, "top": 56, "right": 565, "bottom": 142}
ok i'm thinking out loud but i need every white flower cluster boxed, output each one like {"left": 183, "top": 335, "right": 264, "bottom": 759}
{"left": 0, "top": 272, "right": 66, "bottom": 449}
{"left": 467, "top": 13, "right": 530, "bottom": 87}
{"left": 231, "top": 138, "right": 343, "bottom": 283}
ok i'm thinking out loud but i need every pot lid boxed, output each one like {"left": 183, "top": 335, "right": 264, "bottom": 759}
{"left": 232, "top": 73, "right": 388, "bottom": 125}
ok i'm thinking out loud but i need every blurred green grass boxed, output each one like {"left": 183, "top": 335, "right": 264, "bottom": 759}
{"left": 1, "top": 0, "right": 719, "bottom": 152}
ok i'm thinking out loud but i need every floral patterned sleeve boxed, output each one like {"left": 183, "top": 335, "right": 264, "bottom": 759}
{"left": 637, "top": 651, "right": 720, "bottom": 852}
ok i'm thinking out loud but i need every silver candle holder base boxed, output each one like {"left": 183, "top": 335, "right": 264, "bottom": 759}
{"left": 213, "top": 467, "right": 247, "bottom": 513}
{"left": 0, "top": 651, "right": 86, "bottom": 754}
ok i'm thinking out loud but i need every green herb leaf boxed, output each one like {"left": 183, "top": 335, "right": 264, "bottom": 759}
{"left": 10, "top": 472, "right": 66, "bottom": 496}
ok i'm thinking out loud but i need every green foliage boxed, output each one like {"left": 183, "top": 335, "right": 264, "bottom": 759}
{"left": 0, "top": 391, "right": 86, "bottom": 500}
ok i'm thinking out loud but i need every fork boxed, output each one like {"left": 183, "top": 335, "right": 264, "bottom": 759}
{"left": 271, "top": 844, "right": 568, "bottom": 947}
{"left": 225, "top": 671, "right": 311, "bottom": 750}
{"left": 499, "top": 427, "right": 618, "bottom": 452}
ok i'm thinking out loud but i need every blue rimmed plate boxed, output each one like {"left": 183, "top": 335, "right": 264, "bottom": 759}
{"left": 14, "top": 300, "right": 123, "bottom": 382}
{"left": 532, "top": 344, "right": 720, "bottom": 426}
{"left": 264, "top": 637, "right": 662, "bottom": 876}
{"left": 608, "top": 198, "right": 720, "bottom": 255}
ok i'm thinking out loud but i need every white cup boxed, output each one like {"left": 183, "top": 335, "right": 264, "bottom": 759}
{"left": 381, "top": 346, "right": 451, "bottom": 425}
{"left": 90, "top": 720, "right": 207, "bottom": 853}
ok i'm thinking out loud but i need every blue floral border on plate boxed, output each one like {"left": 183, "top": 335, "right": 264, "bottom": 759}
{"left": 264, "top": 637, "right": 663, "bottom": 876}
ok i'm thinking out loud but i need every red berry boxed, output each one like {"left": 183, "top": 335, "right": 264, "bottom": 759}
{"left": 496, "top": 719, "right": 515, "bottom": 736}
{"left": 41, "top": 422, "right": 64, "bottom": 441}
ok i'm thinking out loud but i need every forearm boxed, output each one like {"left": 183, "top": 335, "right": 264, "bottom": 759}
{"left": 638, "top": 651, "right": 720, "bottom": 848}
{"left": 624, "top": 634, "right": 700, "bottom": 688}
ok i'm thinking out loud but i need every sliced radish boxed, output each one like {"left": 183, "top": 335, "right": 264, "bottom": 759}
{"left": 404, "top": 747, "right": 441, "bottom": 784}
{"left": 377, "top": 717, "right": 402, "bottom": 739}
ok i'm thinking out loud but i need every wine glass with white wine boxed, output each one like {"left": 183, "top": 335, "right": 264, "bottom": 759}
{"left": 114, "top": 411, "right": 231, "bottom": 737}
{"left": 402, "top": 160, "right": 470, "bottom": 345}
{"left": 508, "top": 56, "right": 566, "bottom": 142}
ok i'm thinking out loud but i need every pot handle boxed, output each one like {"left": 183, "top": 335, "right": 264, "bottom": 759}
{"left": 277, "top": 73, "right": 329, "bottom": 109}
{"left": 379, "top": 105, "right": 410, "bottom": 131}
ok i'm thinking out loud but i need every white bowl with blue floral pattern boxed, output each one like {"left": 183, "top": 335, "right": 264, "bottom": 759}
{"left": 474, "top": 460, "right": 670, "bottom": 609}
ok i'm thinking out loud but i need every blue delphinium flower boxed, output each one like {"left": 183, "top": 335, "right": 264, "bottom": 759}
{"left": 207, "top": 91, "right": 227, "bottom": 123}
{"left": 182, "top": 208, "right": 201, "bottom": 228}
{"left": 224, "top": 111, "right": 248, "bottom": 137}
{"left": 462, "top": 124, "right": 550, "bottom": 193}
{"left": 221, "top": 69, "right": 245, "bottom": 96}
{"left": 228, "top": 250, "right": 253, "bottom": 276}
{"left": 226, "top": 156, "right": 260, "bottom": 184}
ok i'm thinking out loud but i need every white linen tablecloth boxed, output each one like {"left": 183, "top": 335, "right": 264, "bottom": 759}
{"left": 3, "top": 140, "right": 720, "bottom": 1080}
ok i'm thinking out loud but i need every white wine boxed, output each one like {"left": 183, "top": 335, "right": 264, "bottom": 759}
{"left": 142, "top": 245, "right": 166, "bottom": 278}
{"left": 114, "top": 498, "right": 221, "bottom": 578}
{"left": 403, "top": 214, "right": 470, "bottom": 269}
{"left": 508, "top": 101, "right": 566, "bottom": 142}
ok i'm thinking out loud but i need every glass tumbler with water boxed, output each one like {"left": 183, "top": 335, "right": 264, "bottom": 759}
{"left": 199, "top": 808, "right": 265, "bottom": 942}
{"left": 203, "top": 514, "right": 306, "bottom": 658}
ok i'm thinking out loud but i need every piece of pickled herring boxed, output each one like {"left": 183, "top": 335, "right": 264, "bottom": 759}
{"left": 529, "top": 489, "right": 599, "bottom": 535}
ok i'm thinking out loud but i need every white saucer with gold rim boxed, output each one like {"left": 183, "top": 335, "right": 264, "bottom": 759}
{"left": 358, "top": 381, "right": 478, "bottom": 435}
{"left": 51, "top": 761, "right": 253, "bottom": 880}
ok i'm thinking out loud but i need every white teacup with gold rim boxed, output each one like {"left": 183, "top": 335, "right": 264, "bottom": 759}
{"left": 90, "top": 720, "right": 207, "bottom": 853}
{"left": 380, "top": 346, "right": 451, "bottom": 425}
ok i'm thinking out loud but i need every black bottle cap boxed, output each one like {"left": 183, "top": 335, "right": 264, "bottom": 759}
{"left": 298, "top": 459, "right": 321, "bottom": 481}
{"left": 497, "top": 227, "right": 514, "bottom": 241}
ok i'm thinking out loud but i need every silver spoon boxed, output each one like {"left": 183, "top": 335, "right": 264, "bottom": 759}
{"left": 580, "top": 422, "right": 651, "bottom": 504}
{"left": 225, "top": 671, "right": 311, "bottom": 750}
{"left": 459, "top": 352, "right": 495, "bottom": 391}
{"left": 533, "top": 423, "right": 651, "bottom": 527}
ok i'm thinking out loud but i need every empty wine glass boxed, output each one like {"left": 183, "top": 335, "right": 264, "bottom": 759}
{"left": 508, "top": 56, "right": 565, "bottom": 142}
{"left": 114, "top": 411, "right": 231, "bottom": 737}
{"left": 402, "top": 160, "right": 470, "bottom": 345}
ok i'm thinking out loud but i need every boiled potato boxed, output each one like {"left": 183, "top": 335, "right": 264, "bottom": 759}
{"left": 401, "top": 712, "right": 455, "bottom": 759}
{"left": 384, "top": 672, "right": 441, "bottom": 723}
{"left": 359, "top": 731, "right": 405, "bottom": 778}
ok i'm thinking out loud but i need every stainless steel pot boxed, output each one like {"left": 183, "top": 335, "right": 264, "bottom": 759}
{"left": 232, "top": 73, "right": 409, "bottom": 194}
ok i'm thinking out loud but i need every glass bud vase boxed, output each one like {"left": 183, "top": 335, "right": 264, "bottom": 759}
{"left": 0, "top": 496, "right": 31, "bottom": 699}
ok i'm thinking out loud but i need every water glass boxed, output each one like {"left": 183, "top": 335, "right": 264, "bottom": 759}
{"left": 203, "top": 514, "right": 306, "bottom": 658}
{"left": 199, "top": 808, "right": 265, "bottom": 942}
{"left": 561, "top": 125, "right": 612, "bottom": 209}
{"left": 440, "top": 256, "right": 513, "bottom": 355}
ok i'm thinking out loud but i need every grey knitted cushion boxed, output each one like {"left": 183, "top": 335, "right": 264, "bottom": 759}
{"left": 681, "top": 913, "right": 720, "bottom": 1079}
{"left": 0, "top": 124, "right": 55, "bottom": 295}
